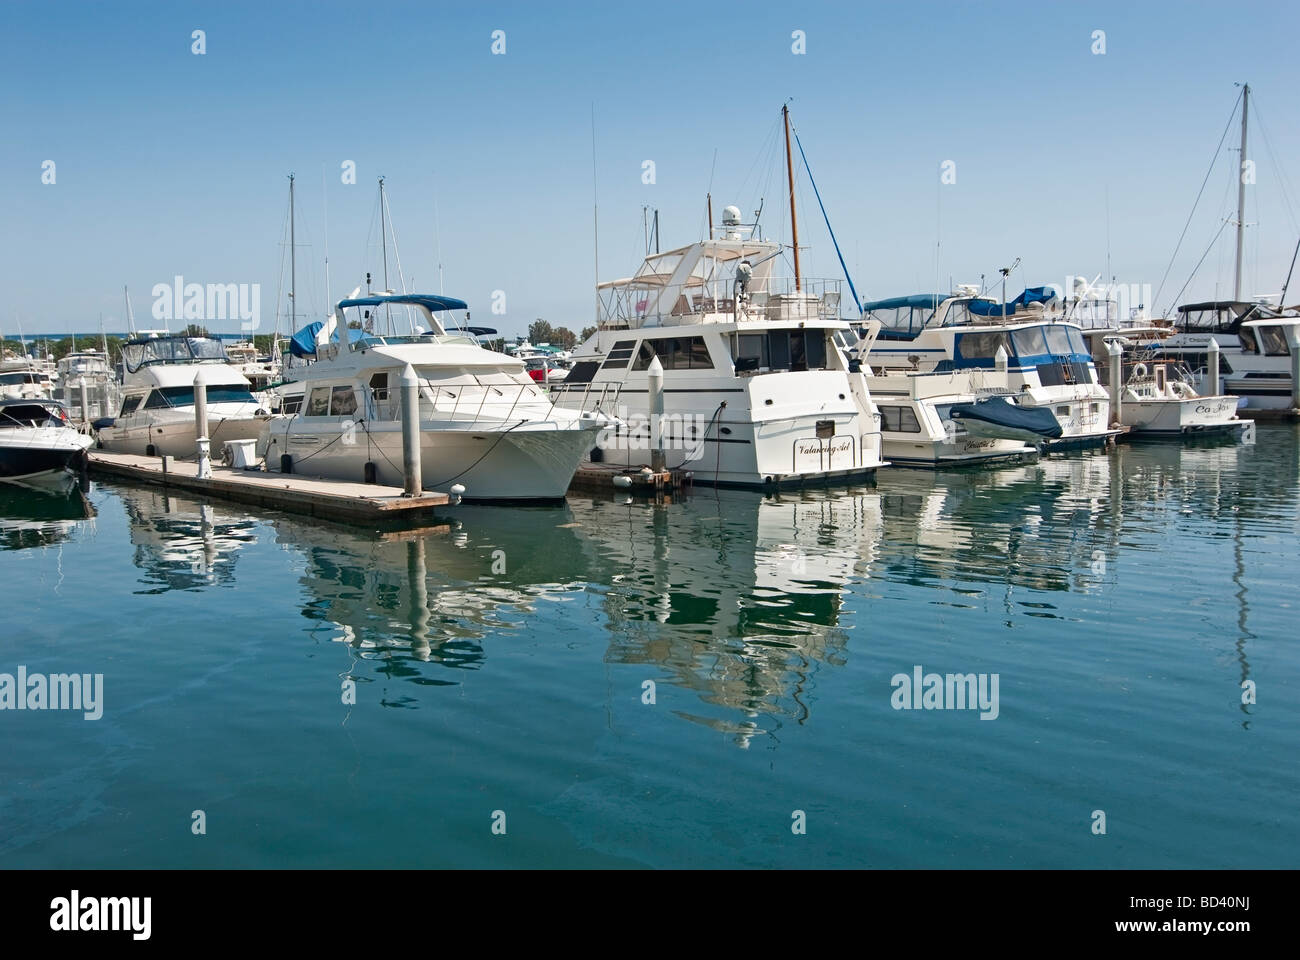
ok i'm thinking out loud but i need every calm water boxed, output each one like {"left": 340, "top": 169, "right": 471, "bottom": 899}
{"left": 2, "top": 428, "right": 1297, "bottom": 868}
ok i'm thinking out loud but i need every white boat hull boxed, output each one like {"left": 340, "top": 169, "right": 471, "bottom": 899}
{"left": 1122, "top": 394, "right": 1248, "bottom": 435}
{"left": 263, "top": 418, "right": 604, "bottom": 500}
{"left": 99, "top": 405, "right": 268, "bottom": 459}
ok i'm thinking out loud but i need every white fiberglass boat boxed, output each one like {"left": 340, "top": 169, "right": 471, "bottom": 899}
{"left": 56, "top": 350, "right": 121, "bottom": 424}
{"left": 551, "top": 207, "right": 887, "bottom": 487}
{"left": 0, "top": 399, "right": 94, "bottom": 494}
{"left": 861, "top": 287, "right": 1121, "bottom": 450}
{"left": 265, "top": 294, "right": 610, "bottom": 501}
{"left": 97, "top": 333, "right": 269, "bottom": 458}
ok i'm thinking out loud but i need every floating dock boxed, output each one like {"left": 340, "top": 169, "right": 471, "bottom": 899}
{"left": 87, "top": 452, "right": 449, "bottom": 524}
{"left": 567, "top": 464, "right": 692, "bottom": 500}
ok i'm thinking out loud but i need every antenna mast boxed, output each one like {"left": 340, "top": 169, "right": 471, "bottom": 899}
{"left": 289, "top": 173, "right": 296, "bottom": 331}
{"left": 783, "top": 103, "right": 802, "bottom": 291}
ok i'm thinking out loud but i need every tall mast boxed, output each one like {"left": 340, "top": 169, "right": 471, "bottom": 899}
{"left": 379, "top": 177, "right": 390, "bottom": 293}
{"left": 289, "top": 173, "right": 296, "bottom": 331}
{"left": 707, "top": 193, "right": 714, "bottom": 240}
{"left": 1234, "top": 83, "right": 1249, "bottom": 301}
{"left": 123, "top": 286, "right": 136, "bottom": 337}
{"left": 322, "top": 164, "right": 330, "bottom": 318}
{"left": 783, "top": 103, "right": 802, "bottom": 291}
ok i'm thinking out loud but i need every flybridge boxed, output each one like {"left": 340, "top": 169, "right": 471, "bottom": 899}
{"left": 597, "top": 235, "right": 844, "bottom": 330}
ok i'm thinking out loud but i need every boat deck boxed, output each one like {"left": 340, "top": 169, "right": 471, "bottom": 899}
{"left": 87, "top": 452, "right": 450, "bottom": 524}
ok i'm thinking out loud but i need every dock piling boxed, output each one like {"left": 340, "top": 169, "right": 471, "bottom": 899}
{"left": 1207, "top": 338, "right": 1220, "bottom": 396}
{"left": 1107, "top": 341, "right": 1123, "bottom": 427}
{"left": 400, "top": 363, "right": 422, "bottom": 496}
{"left": 194, "top": 367, "right": 211, "bottom": 480}
{"left": 648, "top": 355, "right": 665, "bottom": 473}
{"left": 1287, "top": 326, "right": 1300, "bottom": 413}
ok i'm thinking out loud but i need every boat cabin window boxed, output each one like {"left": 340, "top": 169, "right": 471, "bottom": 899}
{"left": 306, "top": 386, "right": 331, "bottom": 416}
{"left": 864, "top": 301, "right": 940, "bottom": 337}
{"left": 281, "top": 393, "right": 304, "bottom": 415}
{"left": 368, "top": 373, "right": 389, "bottom": 401}
{"left": 565, "top": 361, "right": 600, "bottom": 384}
{"left": 632, "top": 336, "right": 715, "bottom": 371}
{"left": 600, "top": 340, "right": 638, "bottom": 370}
{"left": 1042, "top": 326, "right": 1075, "bottom": 356}
{"left": 1241, "top": 325, "right": 1292, "bottom": 356}
{"left": 142, "top": 385, "right": 256, "bottom": 408}
{"left": 955, "top": 331, "right": 1010, "bottom": 361}
{"left": 728, "top": 331, "right": 827, "bottom": 373}
{"left": 122, "top": 336, "right": 229, "bottom": 373}
{"left": 879, "top": 405, "right": 922, "bottom": 433}
{"left": 0, "top": 372, "right": 44, "bottom": 386}
{"left": 119, "top": 395, "right": 144, "bottom": 417}
{"left": 329, "top": 385, "right": 357, "bottom": 416}
{"left": 1011, "top": 328, "right": 1048, "bottom": 357}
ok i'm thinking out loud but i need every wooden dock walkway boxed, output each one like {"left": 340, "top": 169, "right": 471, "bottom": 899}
{"left": 87, "top": 452, "right": 449, "bottom": 524}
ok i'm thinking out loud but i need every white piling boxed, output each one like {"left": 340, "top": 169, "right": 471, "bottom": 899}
{"left": 400, "top": 363, "right": 422, "bottom": 496}
{"left": 78, "top": 378, "right": 90, "bottom": 427}
{"left": 994, "top": 344, "right": 1008, "bottom": 374}
{"left": 647, "top": 355, "right": 665, "bottom": 473}
{"left": 194, "top": 367, "right": 211, "bottom": 478}
{"left": 1207, "top": 338, "right": 1221, "bottom": 397}
{"left": 1107, "top": 340, "right": 1124, "bottom": 427}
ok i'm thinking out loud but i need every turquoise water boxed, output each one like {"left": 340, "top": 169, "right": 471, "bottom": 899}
{"left": 1, "top": 428, "right": 1297, "bottom": 868}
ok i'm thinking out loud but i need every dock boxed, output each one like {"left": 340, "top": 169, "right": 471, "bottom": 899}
{"left": 87, "top": 452, "right": 450, "bottom": 524}
{"left": 567, "top": 464, "right": 692, "bottom": 500}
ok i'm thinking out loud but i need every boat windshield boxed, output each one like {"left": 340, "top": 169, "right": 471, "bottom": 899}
{"left": 0, "top": 402, "right": 64, "bottom": 427}
{"left": 0, "top": 372, "right": 44, "bottom": 385}
{"left": 142, "top": 385, "right": 256, "bottom": 409}
{"left": 122, "top": 337, "right": 229, "bottom": 372}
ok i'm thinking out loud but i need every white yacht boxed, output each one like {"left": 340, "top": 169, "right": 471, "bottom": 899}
{"left": 0, "top": 399, "right": 94, "bottom": 494}
{"left": 224, "top": 341, "right": 281, "bottom": 393}
{"left": 550, "top": 207, "right": 887, "bottom": 487}
{"left": 264, "top": 293, "right": 609, "bottom": 501}
{"left": 861, "top": 288, "right": 1120, "bottom": 450}
{"left": 843, "top": 301, "right": 1046, "bottom": 467}
{"left": 0, "top": 358, "right": 56, "bottom": 400}
{"left": 56, "top": 350, "right": 121, "bottom": 425}
{"left": 1227, "top": 314, "right": 1300, "bottom": 411}
{"left": 97, "top": 333, "right": 269, "bottom": 458}
{"left": 1077, "top": 328, "right": 1248, "bottom": 438}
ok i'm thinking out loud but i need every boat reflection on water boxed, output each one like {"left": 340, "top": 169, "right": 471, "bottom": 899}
{"left": 270, "top": 506, "right": 592, "bottom": 680}
{"left": 0, "top": 485, "right": 95, "bottom": 551}
{"left": 568, "top": 492, "right": 869, "bottom": 746}
{"left": 115, "top": 485, "right": 260, "bottom": 593}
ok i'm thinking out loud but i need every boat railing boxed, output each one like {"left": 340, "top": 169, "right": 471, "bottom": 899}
{"left": 598, "top": 276, "right": 846, "bottom": 328}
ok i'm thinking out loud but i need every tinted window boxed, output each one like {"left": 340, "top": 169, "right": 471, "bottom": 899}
{"left": 120, "top": 395, "right": 143, "bottom": 417}
{"left": 601, "top": 339, "right": 637, "bottom": 370}
{"left": 281, "top": 394, "right": 304, "bottom": 415}
{"left": 956, "top": 332, "right": 1010, "bottom": 360}
{"left": 143, "top": 386, "right": 255, "bottom": 409}
{"left": 768, "top": 332, "right": 790, "bottom": 369}
{"left": 307, "top": 386, "right": 331, "bottom": 416}
{"left": 880, "top": 405, "right": 922, "bottom": 433}
{"left": 1260, "top": 326, "right": 1291, "bottom": 356}
{"left": 330, "top": 385, "right": 357, "bottom": 416}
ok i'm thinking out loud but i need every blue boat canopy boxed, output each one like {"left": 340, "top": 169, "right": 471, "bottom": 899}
{"left": 288, "top": 321, "right": 324, "bottom": 358}
{"left": 862, "top": 294, "right": 945, "bottom": 312}
{"left": 337, "top": 294, "right": 469, "bottom": 313}
{"left": 967, "top": 286, "right": 1059, "bottom": 317}
{"left": 288, "top": 321, "right": 368, "bottom": 357}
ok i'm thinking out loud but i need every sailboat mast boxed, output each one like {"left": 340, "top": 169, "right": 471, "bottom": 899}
{"left": 289, "top": 173, "right": 296, "bottom": 330}
{"left": 379, "top": 177, "right": 389, "bottom": 293}
{"left": 1234, "top": 83, "right": 1249, "bottom": 301}
{"left": 783, "top": 104, "right": 802, "bottom": 292}
{"left": 123, "top": 286, "right": 136, "bottom": 337}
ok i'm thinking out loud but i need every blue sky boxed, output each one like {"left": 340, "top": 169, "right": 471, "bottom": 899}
{"left": 2, "top": 0, "right": 1298, "bottom": 338}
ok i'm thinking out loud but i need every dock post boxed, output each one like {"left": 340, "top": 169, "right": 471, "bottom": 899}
{"left": 1207, "top": 338, "right": 1220, "bottom": 396}
{"left": 994, "top": 344, "right": 1008, "bottom": 374}
{"left": 400, "top": 363, "right": 422, "bottom": 496}
{"left": 648, "top": 355, "right": 665, "bottom": 473}
{"left": 78, "top": 378, "right": 90, "bottom": 427}
{"left": 1107, "top": 341, "right": 1123, "bottom": 427}
{"left": 194, "top": 367, "right": 211, "bottom": 479}
{"left": 1287, "top": 325, "right": 1300, "bottom": 414}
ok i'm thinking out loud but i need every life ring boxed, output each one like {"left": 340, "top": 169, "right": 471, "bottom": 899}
{"left": 1132, "top": 363, "right": 1148, "bottom": 379}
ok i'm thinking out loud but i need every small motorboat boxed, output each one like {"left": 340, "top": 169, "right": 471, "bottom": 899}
{"left": 0, "top": 399, "right": 95, "bottom": 494}
{"left": 948, "top": 395, "right": 1064, "bottom": 443}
